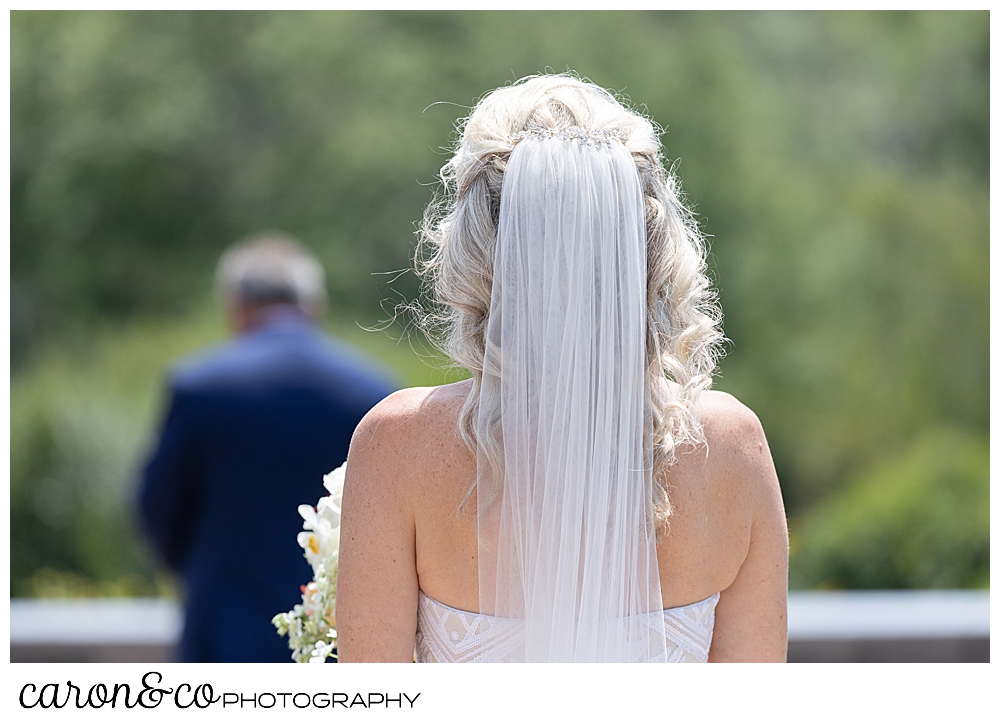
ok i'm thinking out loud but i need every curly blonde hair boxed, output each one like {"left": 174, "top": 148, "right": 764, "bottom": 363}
{"left": 415, "top": 74, "right": 724, "bottom": 528}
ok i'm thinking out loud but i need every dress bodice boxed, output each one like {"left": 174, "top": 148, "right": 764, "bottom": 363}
{"left": 414, "top": 589, "right": 720, "bottom": 663}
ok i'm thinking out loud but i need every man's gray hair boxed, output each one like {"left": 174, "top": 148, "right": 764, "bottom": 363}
{"left": 216, "top": 232, "right": 327, "bottom": 315}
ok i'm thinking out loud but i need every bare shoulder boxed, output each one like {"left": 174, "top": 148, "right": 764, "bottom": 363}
{"left": 695, "top": 392, "right": 788, "bottom": 661}
{"left": 685, "top": 390, "right": 781, "bottom": 508}
{"left": 338, "top": 383, "right": 474, "bottom": 661}
{"left": 350, "top": 380, "right": 469, "bottom": 452}
{"left": 345, "top": 380, "right": 471, "bottom": 496}
{"left": 696, "top": 391, "right": 770, "bottom": 460}
{"left": 698, "top": 390, "right": 766, "bottom": 446}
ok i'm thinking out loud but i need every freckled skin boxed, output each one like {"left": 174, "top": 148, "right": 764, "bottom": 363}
{"left": 335, "top": 381, "right": 788, "bottom": 662}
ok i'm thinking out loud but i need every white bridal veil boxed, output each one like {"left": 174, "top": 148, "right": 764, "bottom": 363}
{"left": 475, "top": 127, "right": 668, "bottom": 662}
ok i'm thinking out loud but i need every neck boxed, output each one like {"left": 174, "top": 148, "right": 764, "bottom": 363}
{"left": 234, "top": 303, "right": 311, "bottom": 334}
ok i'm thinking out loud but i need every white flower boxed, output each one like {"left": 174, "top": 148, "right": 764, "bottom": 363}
{"left": 295, "top": 463, "right": 347, "bottom": 570}
{"left": 309, "top": 640, "right": 336, "bottom": 663}
{"left": 316, "top": 494, "right": 341, "bottom": 531}
{"left": 298, "top": 504, "right": 319, "bottom": 530}
{"left": 275, "top": 461, "right": 348, "bottom": 662}
{"left": 323, "top": 463, "right": 346, "bottom": 500}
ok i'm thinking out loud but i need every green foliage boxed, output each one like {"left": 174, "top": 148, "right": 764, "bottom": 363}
{"left": 10, "top": 11, "right": 988, "bottom": 593}
{"left": 10, "top": 308, "right": 221, "bottom": 595}
{"left": 790, "top": 428, "right": 989, "bottom": 590}
{"left": 9, "top": 302, "right": 457, "bottom": 597}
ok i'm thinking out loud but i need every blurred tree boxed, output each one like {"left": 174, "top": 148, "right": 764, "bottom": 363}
{"left": 790, "top": 427, "right": 989, "bottom": 589}
{"left": 10, "top": 10, "right": 988, "bottom": 594}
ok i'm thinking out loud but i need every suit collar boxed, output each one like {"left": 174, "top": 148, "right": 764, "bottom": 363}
{"left": 242, "top": 304, "right": 314, "bottom": 336}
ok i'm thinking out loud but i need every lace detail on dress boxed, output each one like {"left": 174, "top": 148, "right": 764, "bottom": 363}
{"left": 414, "top": 590, "right": 720, "bottom": 663}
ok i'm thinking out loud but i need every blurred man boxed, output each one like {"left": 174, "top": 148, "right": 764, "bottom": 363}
{"left": 138, "top": 232, "right": 395, "bottom": 662}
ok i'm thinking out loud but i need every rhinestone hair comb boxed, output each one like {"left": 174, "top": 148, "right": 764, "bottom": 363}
{"left": 509, "top": 126, "right": 626, "bottom": 147}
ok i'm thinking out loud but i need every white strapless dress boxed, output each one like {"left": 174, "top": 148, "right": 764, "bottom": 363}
{"left": 414, "top": 589, "right": 720, "bottom": 663}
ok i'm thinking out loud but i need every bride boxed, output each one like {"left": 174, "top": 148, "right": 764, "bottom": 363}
{"left": 335, "top": 74, "right": 788, "bottom": 662}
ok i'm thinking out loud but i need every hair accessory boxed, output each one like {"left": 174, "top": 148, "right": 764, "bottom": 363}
{"left": 479, "top": 123, "right": 664, "bottom": 661}
{"left": 509, "top": 125, "right": 626, "bottom": 147}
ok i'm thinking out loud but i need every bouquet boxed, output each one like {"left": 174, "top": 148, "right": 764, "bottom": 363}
{"left": 272, "top": 462, "right": 345, "bottom": 663}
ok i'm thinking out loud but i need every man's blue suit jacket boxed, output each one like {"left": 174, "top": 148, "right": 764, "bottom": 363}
{"left": 138, "top": 310, "right": 395, "bottom": 662}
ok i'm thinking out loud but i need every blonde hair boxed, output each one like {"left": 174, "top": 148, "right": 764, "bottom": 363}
{"left": 415, "top": 74, "right": 724, "bottom": 528}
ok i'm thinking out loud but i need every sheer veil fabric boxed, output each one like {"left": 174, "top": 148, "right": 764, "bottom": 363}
{"left": 474, "top": 130, "right": 669, "bottom": 662}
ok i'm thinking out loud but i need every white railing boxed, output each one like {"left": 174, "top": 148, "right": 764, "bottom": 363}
{"left": 11, "top": 598, "right": 181, "bottom": 646}
{"left": 10, "top": 589, "right": 990, "bottom": 662}
{"left": 787, "top": 589, "right": 989, "bottom": 639}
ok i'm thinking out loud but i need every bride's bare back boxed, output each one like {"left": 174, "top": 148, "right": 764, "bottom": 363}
{"left": 336, "top": 380, "right": 788, "bottom": 662}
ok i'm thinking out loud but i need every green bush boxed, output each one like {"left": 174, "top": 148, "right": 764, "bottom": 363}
{"left": 9, "top": 305, "right": 456, "bottom": 597}
{"left": 789, "top": 427, "right": 989, "bottom": 590}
